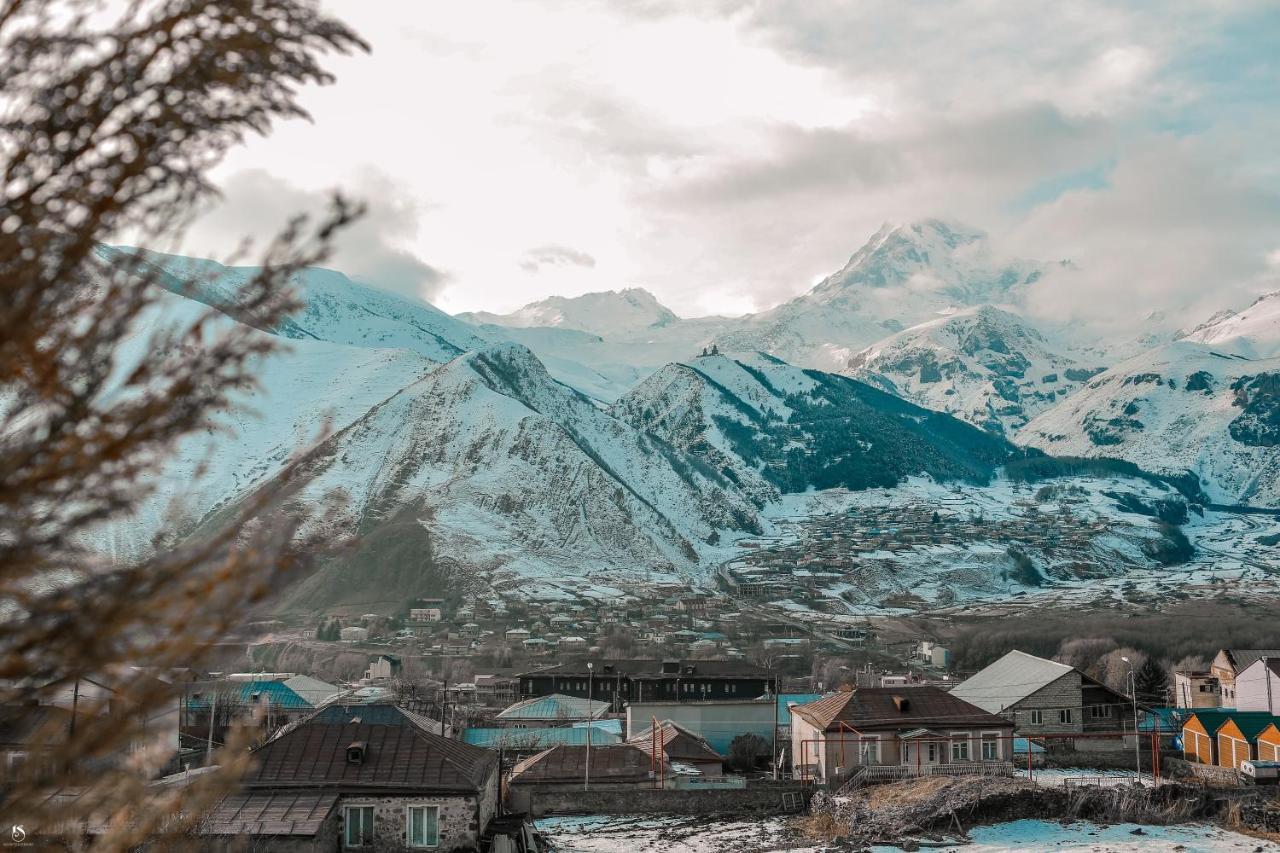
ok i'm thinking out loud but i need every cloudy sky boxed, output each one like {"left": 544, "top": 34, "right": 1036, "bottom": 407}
{"left": 191, "top": 0, "right": 1280, "bottom": 331}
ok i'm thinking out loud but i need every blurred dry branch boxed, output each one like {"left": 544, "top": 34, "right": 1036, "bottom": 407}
{"left": 0, "top": 0, "right": 366, "bottom": 846}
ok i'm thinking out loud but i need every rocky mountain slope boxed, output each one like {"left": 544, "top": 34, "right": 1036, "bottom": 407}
{"left": 844, "top": 306, "right": 1105, "bottom": 436}
{"left": 1022, "top": 317, "right": 1280, "bottom": 506}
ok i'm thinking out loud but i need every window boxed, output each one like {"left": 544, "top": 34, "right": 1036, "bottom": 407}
{"left": 927, "top": 743, "right": 937, "bottom": 762}
{"left": 407, "top": 805, "right": 439, "bottom": 848}
{"left": 1029, "top": 709, "right": 1043, "bottom": 726}
{"left": 950, "top": 736, "right": 970, "bottom": 761}
{"left": 859, "top": 736, "right": 880, "bottom": 765}
{"left": 344, "top": 806, "right": 375, "bottom": 848}
{"left": 981, "top": 735, "right": 999, "bottom": 760}
{"left": 1090, "top": 705, "right": 1112, "bottom": 719}
{"left": 1058, "top": 709, "right": 1073, "bottom": 724}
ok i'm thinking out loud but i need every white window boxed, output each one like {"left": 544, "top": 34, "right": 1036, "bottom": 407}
{"left": 981, "top": 736, "right": 999, "bottom": 760}
{"left": 407, "top": 805, "right": 439, "bottom": 848}
{"left": 950, "top": 735, "right": 970, "bottom": 761}
{"left": 927, "top": 743, "right": 937, "bottom": 762}
{"left": 1058, "top": 709, "right": 1073, "bottom": 724}
{"left": 344, "top": 806, "right": 375, "bottom": 848}
{"left": 1029, "top": 709, "right": 1043, "bottom": 725}
{"left": 859, "top": 736, "right": 880, "bottom": 765}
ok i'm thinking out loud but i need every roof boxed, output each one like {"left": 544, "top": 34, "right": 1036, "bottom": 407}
{"left": 310, "top": 703, "right": 445, "bottom": 734}
{"left": 778, "top": 694, "right": 824, "bottom": 726}
{"left": 789, "top": 687, "right": 1015, "bottom": 733}
{"left": 281, "top": 675, "right": 343, "bottom": 707}
{"left": 496, "top": 694, "right": 610, "bottom": 721}
{"left": 627, "top": 721, "right": 722, "bottom": 763}
{"left": 246, "top": 719, "right": 495, "bottom": 792}
{"left": 187, "top": 680, "right": 314, "bottom": 711}
{"left": 949, "top": 650, "right": 1075, "bottom": 714}
{"left": 1187, "top": 711, "right": 1280, "bottom": 740}
{"left": 1223, "top": 650, "right": 1280, "bottom": 674}
{"left": 0, "top": 705, "right": 75, "bottom": 745}
{"left": 197, "top": 790, "right": 339, "bottom": 836}
{"left": 1238, "top": 658, "right": 1280, "bottom": 678}
{"left": 573, "top": 719, "right": 624, "bottom": 736}
{"left": 508, "top": 744, "right": 651, "bottom": 785}
{"left": 519, "top": 658, "right": 772, "bottom": 679}
{"left": 462, "top": 727, "right": 621, "bottom": 749}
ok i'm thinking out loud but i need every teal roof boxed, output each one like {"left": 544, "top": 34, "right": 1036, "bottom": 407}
{"left": 462, "top": 727, "right": 621, "bottom": 749}
{"left": 573, "top": 719, "right": 623, "bottom": 736}
{"left": 186, "top": 680, "right": 312, "bottom": 711}
{"left": 778, "top": 694, "right": 823, "bottom": 726}
{"left": 496, "top": 693, "right": 610, "bottom": 721}
{"left": 1184, "top": 709, "right": 1280, "bottom": 740}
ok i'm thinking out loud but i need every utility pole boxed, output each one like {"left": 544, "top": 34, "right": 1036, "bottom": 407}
{"left": 1122, "top": 656, "right": 1140, "bottom": 783}
{"left": 771, "top": 672, "right": 779, "bottom": 781}
{"left": 585, "top": 662, "right": 594, "bottom": 791}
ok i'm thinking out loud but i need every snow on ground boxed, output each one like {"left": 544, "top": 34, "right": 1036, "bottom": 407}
{"left": 535, "top": 815, "right": 1275, "bottom": 852}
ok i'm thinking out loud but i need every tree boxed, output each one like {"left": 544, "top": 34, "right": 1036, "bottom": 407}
{"left": 728, "top": 733, "right": 766, "bottom": 772}
{"left": 1134, "top": 655, "right": 1171, "bottom": 705}
{"left": 0, "top": 0, "right": 365, "bottom": 846}
{"left": 1098, "top": 648, "right": 1147, "bottom": 694}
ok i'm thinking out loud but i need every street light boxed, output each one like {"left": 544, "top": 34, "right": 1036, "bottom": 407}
{"left": 585, "top": 662, "right": 594, "bottom": 792}
{"left": 1121, "top": 656, "right": 1141, "bottom": 783}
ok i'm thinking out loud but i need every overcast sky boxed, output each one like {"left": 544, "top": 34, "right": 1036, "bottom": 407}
{"left": 189, "top": 0, "right": 1280, "bottom": 329}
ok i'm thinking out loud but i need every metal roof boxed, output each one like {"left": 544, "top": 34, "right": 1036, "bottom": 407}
{"left": 186, "top": 680, "right": 315, "bottom": 711}
{"left": 462, "top": 727, "right": 621, "bottom": 749}
{"left": 508, "top": 744, "right": 651, "bottom": 784}
{"left": 1226, "top": 650, "right": 1280, "bottom": 674}
{"left": 627, "top": 721, "right": 722, "bottom": 763}
{"left": 495, "top": 694, "right": 610, "bottom": 721}
{"left": 197, "top": 790, "right": 339, "bottom": 836}
{"left": 247, "top": 720, "right": 495, "bottom": 792}
{"left": 777, "top": 694, "right": 823, "bottom": 726}
{"left": 949, "top": 650, "right": 1075, "bottom": 714}
{"left": 790, "top": 687, "right": 1014, "bottom": 732}
{"left": 519, "top": 658, "right": 772, "bottom": 679}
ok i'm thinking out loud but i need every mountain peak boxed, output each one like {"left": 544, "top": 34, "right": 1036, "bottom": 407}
{"left": 460, "top": 287, "right": 679, "bottom": 339}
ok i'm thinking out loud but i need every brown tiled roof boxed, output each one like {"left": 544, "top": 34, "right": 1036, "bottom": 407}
{"left": 790, "top": 687, "right": 1014, "bottom": 733}
{"left": 246, "top": 721, "right": 496, "bottom": 793}
{"left": 627, "top": 721, "right": 722, "bottom": 763}
{"left": 198, "top": 791, "right": 339, "bottom": 836}
{"left": 508, "top": 744, "right": 651, "bottom": 785}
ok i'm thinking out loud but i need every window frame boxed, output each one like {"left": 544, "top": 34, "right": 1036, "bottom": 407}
{"left": 343, "top": 805, "right": 375, "bottom": 849}
{"left": 1089, "top": 704, "right": 1112, "bottom": 720}
{"left": 1029, "top": 709, "right": 1044, "bottom": 726}
{"left": 1058, "top": 708, "right": 1073, "bottom": 724}
{"left": 949, "top": 732, "right": 971, "bottom": 762}
{"left": 406, "top": 803, "right": 441, "bottom": 849}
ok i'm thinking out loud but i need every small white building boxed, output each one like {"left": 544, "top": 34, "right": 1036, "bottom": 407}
{"left": 339, "top": 626, "right": 369, "bottom": 643}
{"left": 1235, "top": 658, "right": 1280, "bottom": 714}
{"left": 1173, "top": 671, "right": 1222, "bottom": 709}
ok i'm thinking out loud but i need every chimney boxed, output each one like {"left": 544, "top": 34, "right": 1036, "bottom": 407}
{"left": 347, "top": 740, "right": 368, "bottom": 765}
{"left": 892, "top": 695, "right": 910, "bottom": 713}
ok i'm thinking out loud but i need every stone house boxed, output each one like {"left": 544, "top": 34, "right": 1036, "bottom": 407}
{"left": 197, "top": 704, "right": 498, "bottom": 851}
{"left": 506, "top": 744, "right": 652, "bottom": 814}
{"left": 788, "top": 687, "right": 1014, "bottom": 783}
{"left": 949, "top": 650, "right": 1132, "bottom": 751}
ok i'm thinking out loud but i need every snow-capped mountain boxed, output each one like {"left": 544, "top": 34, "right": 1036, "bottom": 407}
{"left": 1178, "top": 291, "right": 1280, "bottom": 359}
{"left": 1022, "top": 335, "right": 1280, "bottom": 506}
{"left": 113, "top": 247, "right": 486, "bottom": 363}
{"left": 460, "top": 288, "right": 680, "bottom": 339}
{"left": 712, "top": 220, "right": 1047, "bottom": 370}
{"left": 845, "top": 306, "right": 1105, "bottom": 436}
{"left": 610, "top": 350, "right": 1024, "bottom": 499}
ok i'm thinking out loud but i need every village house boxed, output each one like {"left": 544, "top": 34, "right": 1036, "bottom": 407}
{"left": 506, "top": 744, "right": 653, "bottom": 814}
{"left": 627, "top": 720, "right": 724, "bottom": 776}
{"left": 1173, "top": 670, "right": 1222, "bottom": 709}
{"left": 183, "top": 679, "right": 326, "bottom": 749}
{"left": 949, "top": 650, "right": 1132, "bottom": 751}
{"left": 625, "top": 698, "right": 775, "bottom": 759}
{"left": 339, "top": 626, "right": 369, "bottom": 643}
{"left": 473, "top": 674, "right": 518, "bottom": 707}
{"left": 1234, "top": 657, "right": 1280, "bottom": 714}
{"left": 518, "top": 659, "right": 776, "bottom": 710}
{"left": 364, "top": 654, "right": 402, "bottom": 682}
{"left": 462, "top": 725, "right": 621, "bottom": 762}
{"left": 789, "top": 687, "right": 1015, "bottom": 783}
{"left": 1210, "top": 649, "right": 1280, "bottom": 705}
{"left": 1259, "top": 722, "right": 1280, "bottom": 762}
{"left": 196, "top": 704, "right": 497, "bottom": 851}
{"left": 495, "top": 694, "right": 610, "bottom": 729}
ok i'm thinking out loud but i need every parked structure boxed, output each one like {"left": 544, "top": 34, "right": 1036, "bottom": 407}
{"left": 789, "top": 687, "right": 1014, "bottom": 783}
{"left": 949, "top": 650, "right": 1132, "bottom": 750}
{"left": 518, "top": 659, "right": 776, "bottom": 709}
{"left": 1182, "top": 710, "right": 1280, "bottom": 770}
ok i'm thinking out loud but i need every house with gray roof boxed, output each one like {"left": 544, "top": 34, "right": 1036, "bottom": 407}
{"left": 949, "top": 650, "right": 1132, "bottom": 750}
{"left": 495, "top": 693, "right": 610, "bottom": 729}
{"left": 1211, "top": 648, "right": 1280, "bottom": 705}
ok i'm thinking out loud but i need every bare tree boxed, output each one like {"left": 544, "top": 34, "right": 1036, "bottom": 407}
{"left": 0, "top": 0, "right": 366, "bottom": 847}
